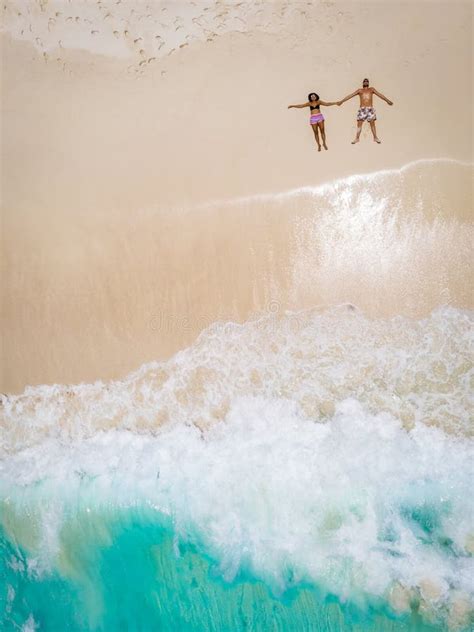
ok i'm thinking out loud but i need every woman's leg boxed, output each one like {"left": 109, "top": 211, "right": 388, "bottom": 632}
{"left": 318, "top": 121, "right": 328, "bottom": 149}
{"left": 311, "top": 124, "right": 321, "bottom": 150}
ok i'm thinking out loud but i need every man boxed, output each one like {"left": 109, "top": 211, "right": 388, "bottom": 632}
{"left": 337, "top": 78, "right": 393, "bottom": 144}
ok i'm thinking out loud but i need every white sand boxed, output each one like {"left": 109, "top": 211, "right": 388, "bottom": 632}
{"left": 1, "top": 1, "right": 472, "bottom": 393}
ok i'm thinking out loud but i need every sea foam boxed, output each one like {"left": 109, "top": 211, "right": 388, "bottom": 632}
{"left": 1, "top": 305, "right": 473, "bottom": 630}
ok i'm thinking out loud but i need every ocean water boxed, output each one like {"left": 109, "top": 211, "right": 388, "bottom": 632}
{"left": 2, "top": 0, "right": 473, "bottom": 627}
{"left": 1, "top": 157, "right": 473, "bottom": 632}
{"left": 1, "top": 302, "right": 473, "bottom": 631}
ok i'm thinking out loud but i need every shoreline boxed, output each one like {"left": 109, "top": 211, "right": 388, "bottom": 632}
{"left": 192, "top": 157, "right": 474, "bottom": 211}
{"left": 2, "top": 159, "right": 473, "bottom": 395}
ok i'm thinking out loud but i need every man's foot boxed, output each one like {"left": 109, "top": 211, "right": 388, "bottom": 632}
{"left": 374, "top": 137, "right": 381, "bottom": 144}
{"left": 351, "top": 138, "right": 359, "bottom": 144}
{"left": 317, "top": 145, "right": 321, "bottom": 152}
{"left": 323, "top": 143, "right": 328, "bottom": 150}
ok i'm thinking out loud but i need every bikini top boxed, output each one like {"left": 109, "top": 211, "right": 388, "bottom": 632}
{"left": 310, "top": 103, "right": 320, "bottom": 111}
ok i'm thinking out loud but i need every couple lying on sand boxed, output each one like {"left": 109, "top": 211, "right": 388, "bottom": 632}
{"left": 288, "top": 78, "right": 394, "bottom": 151}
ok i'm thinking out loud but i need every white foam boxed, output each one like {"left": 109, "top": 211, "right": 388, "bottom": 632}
{"left": 194, "top": 158, "right": 473, "bottom": 211}
{"left": 1, "top": 395, "right": 473, "bottom": 622}
{"left": 21, "top": 614, "right": 38, "bottom": 632}
{"left": 2, "top": 305, "right": 472, "bottom": 454}
{"left": 1, "top": 303, "right": 473, "bottom": 626}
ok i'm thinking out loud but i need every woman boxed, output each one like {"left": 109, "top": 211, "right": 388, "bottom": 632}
{"left": 288, "top": 93, "right": 338, "bottom": 151}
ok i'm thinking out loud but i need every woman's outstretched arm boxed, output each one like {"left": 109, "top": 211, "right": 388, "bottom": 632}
{"left": 288, "top": 102, "right": 309, "bottom": 109}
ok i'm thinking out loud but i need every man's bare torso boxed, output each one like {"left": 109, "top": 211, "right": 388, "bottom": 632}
{"left": 358, "top": 88, "right": 375, "bottom": 107}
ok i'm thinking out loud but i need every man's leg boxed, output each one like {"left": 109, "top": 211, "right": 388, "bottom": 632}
{"left": 369, "top": 120, "right": 381, "bottom": 143}
{"left": 312, "top": 124, "right": 321, "bottom": 150}
{"left": 352, "top": 120, "right": 363, "bottom": 144}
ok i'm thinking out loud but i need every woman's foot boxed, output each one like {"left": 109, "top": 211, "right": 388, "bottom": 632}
{"left": 317, "top": 145, "right": 322, "bottom": 152}
{"left": 373, "top": 137, "right": 381, "bottom": 143}
{"left": 323, "top": 143, "right": 328, "bottom": 150}
{"left": 351, "top": 138, "right": 360, "bottom": 144}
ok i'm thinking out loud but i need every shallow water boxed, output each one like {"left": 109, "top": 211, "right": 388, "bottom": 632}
{"left": 2, "top": 152, "right": 474, "bottom": 632}
{"left": 1, "top": 302, "right": 473, "bottom": 630}
{"left": 2, "top": 0, "right": 473, "bottom": 627}
{"left": 3, "top": 160, "right": 473, "bottom": 392}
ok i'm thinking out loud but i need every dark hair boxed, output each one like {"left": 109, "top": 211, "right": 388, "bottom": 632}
{"left": 308, "top": 92, "right": 319, "bottom": 101}
{"left": 363, "top": 78, "right": 369, "bottom": 83}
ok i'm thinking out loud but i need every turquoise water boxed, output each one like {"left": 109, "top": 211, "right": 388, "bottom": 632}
{"left": 0, "top": 507, "right": 453, "bottom": 632}
{"left": 1, "top": 307, "right": 473, "bottom": 631}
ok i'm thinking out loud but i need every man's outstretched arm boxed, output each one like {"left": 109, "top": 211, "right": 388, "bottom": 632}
{"left": 337, "top": 90, "right": 359, "bottom": 105}
{"left": 373, "top": 88, "right": 393, "bottom": 105}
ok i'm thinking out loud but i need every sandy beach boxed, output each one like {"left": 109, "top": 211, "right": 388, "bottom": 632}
{"left": 1, "top": 3, "right": 474, "bottom": 631}
{"left": 1, "top": 1, "right": 472, "bottom": 391}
